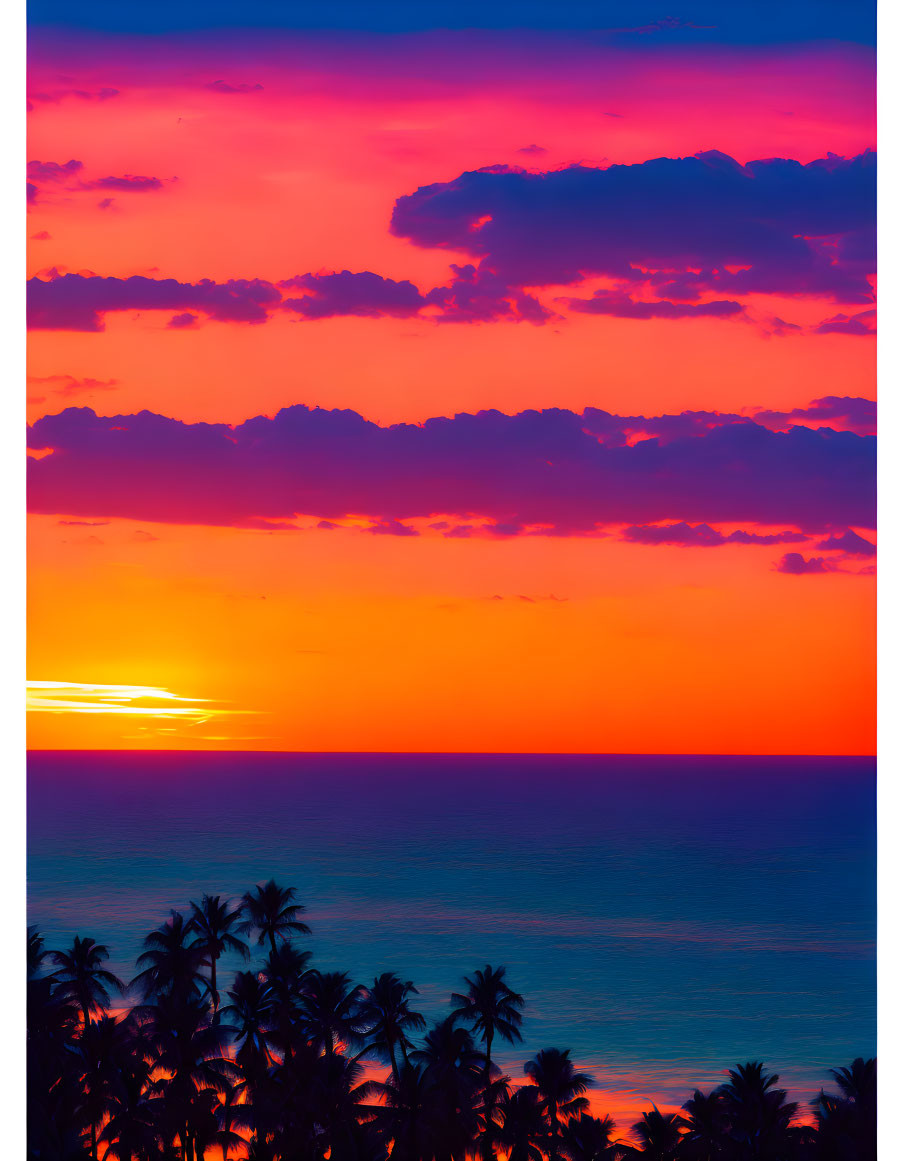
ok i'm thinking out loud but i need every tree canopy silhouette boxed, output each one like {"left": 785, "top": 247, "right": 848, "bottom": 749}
{"left": 27, "top": 884, "right": 875, "bottom": 1161}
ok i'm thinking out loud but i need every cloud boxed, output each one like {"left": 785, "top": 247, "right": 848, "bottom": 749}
{"left": 280, "top": 270, "right": 426, "bottom": 319}
{"left": 206, "top": 80, "right": 264, "bottom": 94}
{"left": 366, "top": 518, "right": 419, "bottom": 536}
{"left": 27, "top": 271, "right": 282, "bottom": 330}
{"left": 27, "top": 159, "right": 84, "bottom": 183}
{"left": 751, "top": 396, "right": 876, "bottom": 436}
{"left": 390, "top": 151, "right": 875, "bottom": 302}
{"left": 27, "top": 404, "right": 875, "bottom": 535}
{"left": 564, "top": 290, "right": 743, "bottom": 319}
{"left": 22, "top": 150, "right": 876, "bottom": 332}
{"left": 28, "top": 373, "right": 118, "bottom": 397}
{"left": 814, "top": 529, "right": 876, "bottom": 556}
{"left": 167, "top": 312, "right": 200, "bottom": 329}
{"left": 621, "top": 522, "right": 807, "bottom": 547}
{"left": 814, "top": 309, "right": 876, "bottom": 336}
{"left": 31, "top": 230, "right": 52, "bottom": 240}
{"left": 28, "top": 88, "right": 119, "bottom": 104}
{"left": 82, "top": 174, "right": 165, "bottom": 192}
{"left": 775, "top": 552, "right": 834, "bottom": 575}
{"left": 517, "top": 144, "right": 547, "bottom": 156}
{"left": 425, "top": 263, "right": 552, "bottom": 323}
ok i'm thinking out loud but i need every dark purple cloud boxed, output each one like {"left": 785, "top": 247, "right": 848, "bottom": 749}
{"left": 167, "top": 312, "right": 200, "bottom": 329}
{"left": 775, "top": 552, "right": 834, "bottom": 575}
{"left": 27, "top": 159, "right": 84, "bottom": 183}
{"left": 517, "top": 144, "right": 547, "bottom": 156}
{"left": 564, "top": 290, "right": 743, "bottom": 319}
{"left": 814, "top": 309, "right": 876, "bottom": 336}
{"left": 83, "top": 174, "right": 165, "bottom": 192}
{"left": 206, "top": 80, "right": 264, "bottom": 94}
{"left": 280, "top": 270, "right": 426, "bottom": 319}
{"left": 27, "top": 272, "right": 282, "bottom": 330}
{"left": 366, "top": 518, "right": 419, "bottom": 537}
{"left": 751, "top": 396, "right": 876, "bottom": 436}
{"left": 27, "top": 404, "right": 875, "bottom": 535}
{"left": 28, "top": 88, "right": 119, "bottom": 105}
{"left": 814, "top": 529, "right": 876, "bottom": 556}
{"left": 425, "top": 264, "right": 551, "bottom": 324}
{"left": 390, "top": 151, "right": 876, "bottom": 302}
{"left": 622, "top": 522, "right": 807, "bottom": 547}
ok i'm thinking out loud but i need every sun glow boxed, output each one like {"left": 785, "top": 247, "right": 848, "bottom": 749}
{"left": 26, "top": 680, "right": 232, "bottom": 722}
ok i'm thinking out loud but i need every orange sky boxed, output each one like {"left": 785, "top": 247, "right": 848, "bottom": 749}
{"left": 26, "top": 32, "right": 876, "bottom": 752}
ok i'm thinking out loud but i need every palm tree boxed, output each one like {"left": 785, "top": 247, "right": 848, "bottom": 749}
{"left": 188, "top": 895, "right": 249, "bottom": 1018}
{"left": 222, "top": 971, "right": 276, "bottom": 1077}
{"left": 131, "top": 911, "right": 208, "bottom": 1003}
{"left": 717, "top": 1062, "right": 803, "bottom": 1160}
{"left": 98, "top": 1013, "right": 161, "bottom": 1161}
{"left": 28, "top": 926, "right": 49, "bottom": 979}
{"left": 262, "top": 942, "right": 312, "bottom": 1059}
{"left": 362, "top": 1061, "right": 446, "bottom": 1161}
{"left": 562, "top": 1111, "right": 621, "bottom": 1161}
{"left": 49, "top": 935, "right": 124, "bottom": 1028}
{"left": 297, "top": 969, "right": 367, "bottom": 1056}
{"left": 240, "top": 879, "right": 311, "bottom": 955}
{"left": 451, "top": 964, "right": 525, "bottom": 1160}
{"left": 76, "top": 1015, "right": 135, "bottom": 1161}
{"left": 146, "top": 992, "right": 241, "bottom": 1161}
{"left": 682, "top": 1089, "right": 728, "bottom": 1160}
{"left": 523, "top": 1048, "right": 593, "bottom": 1161}
{"left": 811, "top": 1058, "right": 876, "bottom": 1161}
{"left": 361, "top": 971, "right": 426, "bottom": 1079}
{"left": 497, "top": 1085, "right": 548, "bottom": 1161}
{"left": 629, "top": 1108, "right": 687, "bottom": 1159}
{"left": 412, "top": 1016, "right": 487, "bottom": 1158}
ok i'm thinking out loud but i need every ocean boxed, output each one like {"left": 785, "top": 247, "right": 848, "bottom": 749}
{"left": 27, "top": 751, "right": 875, "bottom": 1119}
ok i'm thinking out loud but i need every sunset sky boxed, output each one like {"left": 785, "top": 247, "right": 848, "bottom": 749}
{"left": 26, "top": 0, "right": 876, "bottom": 754}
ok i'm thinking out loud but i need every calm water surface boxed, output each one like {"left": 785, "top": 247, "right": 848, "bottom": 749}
{"left": 28, "top": 752, "right": 875, "bottom": 1112}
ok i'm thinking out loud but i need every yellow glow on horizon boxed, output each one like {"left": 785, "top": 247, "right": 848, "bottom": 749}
{"left": 26, "top": 680, "right": 249, "bottom": 723}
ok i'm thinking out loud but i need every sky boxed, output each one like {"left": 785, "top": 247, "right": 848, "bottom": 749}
{"left": 26, "top": 1, "right": 876, "bottom": 753}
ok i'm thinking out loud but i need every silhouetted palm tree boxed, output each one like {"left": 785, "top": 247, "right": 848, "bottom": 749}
{"left": 240, "top": 880, "right": 311, "bottom": 956}
{"left": 628, "top": 1108, "right": 687, "bottom": 1160}
{"left": 498, "top": 1085, "right": 548, "bottom": 1161}
{"left": 363, "top": 1061, "right": 447, "bottom": 1161}
{"left": 412, "top": 1016, "right": 485, "bottom": 1158}
{"left": 523, "top": 1048, "right": 593, "bottom": 1161}
{"left": 28, "top": 926, "right": 49, "bottom": 979}
{"left": 451, "top": 964, "right": 525, "bottom": 1159}
{"left": 188, "top": 895, "right": 249, "bottom": 1019}
{"left": 562, "top": 1111, "right": 621, "bottom": 1161}
{"left": 131, "top": 911, "right": 207, "bottom": 1004}
{"left": 298, "top": 969, "right": 367, "bottom": 1057}
{"left": 811, "top": 1058, "right": 877, "bottom": 1161}
{"left": 361, "top": 971, "right": 426, "bottom": 1080}
{"left": 145, "top": 992, "right": 240, "bottom": 1161}
{"left": 49, "top": 935, "right": 124, "bottom": 1029}
{"left": 682, "top": 1089, "right": 729, "bottom": 1160}
{"left": 717, "top": 1062, "right": 804, "bottom": 1160}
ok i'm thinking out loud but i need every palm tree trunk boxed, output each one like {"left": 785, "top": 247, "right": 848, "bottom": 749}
{"left": 549, "top": 1104, "right": 560, "bottom": 1161}
{"left": 389, "top": 1039, "right": 399, "bottom": 1082}
{"left": 482, "top": 1028, "right": 495, "bottom": 1161}
{"left": 210, "top": 953, "right": 219, "bottom": 1021}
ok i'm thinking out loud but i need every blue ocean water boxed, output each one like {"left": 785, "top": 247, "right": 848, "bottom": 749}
{"left": 27, "top": 752, "right": 875, "bottom": 1113}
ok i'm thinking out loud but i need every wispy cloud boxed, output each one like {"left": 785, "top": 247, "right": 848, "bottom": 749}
{"left": 25, "top": 680, "right": 251, "bottom": 723}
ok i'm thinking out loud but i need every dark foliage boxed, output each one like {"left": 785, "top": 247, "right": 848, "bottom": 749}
{"left": 28, "top": 883, "right": 875, "bottom": 1160}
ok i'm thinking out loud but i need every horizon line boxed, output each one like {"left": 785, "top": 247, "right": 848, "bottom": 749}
{"left": 25, "top": 748, "right": 878, "bottom": 758}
